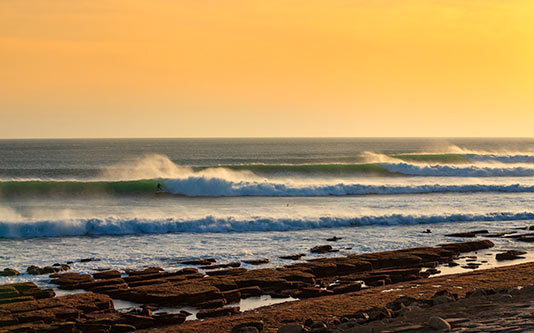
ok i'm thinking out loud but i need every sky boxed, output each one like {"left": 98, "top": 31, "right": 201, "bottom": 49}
{"left": 1, "top": 0, "right": 533, "bottom": 138}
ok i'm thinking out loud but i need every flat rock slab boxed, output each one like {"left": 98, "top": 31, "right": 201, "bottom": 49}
{"left": 140, "top": 261, "right": 534, "bottom": 333}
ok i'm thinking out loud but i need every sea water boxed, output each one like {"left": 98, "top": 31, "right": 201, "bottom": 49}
{"left": 1, "top": 138, "right": 534, "bottom": 284}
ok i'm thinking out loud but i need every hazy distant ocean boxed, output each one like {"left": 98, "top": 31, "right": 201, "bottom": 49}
{"left": 1, "top": 138, "right": 534, "bottom": 281}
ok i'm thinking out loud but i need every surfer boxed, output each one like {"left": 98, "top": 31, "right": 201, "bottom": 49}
{"left": 156, "top": 183, "right": 163, "bottom": 192}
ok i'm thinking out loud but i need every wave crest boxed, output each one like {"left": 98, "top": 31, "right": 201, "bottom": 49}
{"left": 1, "top": 212, "right": 533, "bottom": 239}
{"left": 2, "top": 178, "right": 534, "bottom": 197}
{"left": 381, "top": 163, "right": 534, "bottom": 177}
{"left": 162, "top": 178, "right": 534, "bottom": 196}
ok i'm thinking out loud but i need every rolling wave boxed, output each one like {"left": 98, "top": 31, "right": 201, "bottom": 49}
{"left": 1, "top": 212, "right": 533, "bottom": 239}
{"left": 162, "top": 177, "right": 534, "bottom": 197}
{"left": 2, "top": 178, "right": 534, "bottom": 197}
{"left": 381, "top": 163, "right": 534, "bottom": 177}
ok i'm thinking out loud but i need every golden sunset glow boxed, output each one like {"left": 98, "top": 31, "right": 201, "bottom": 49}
{"left": 1, "top": 0, "right": 533, "bottom": 138}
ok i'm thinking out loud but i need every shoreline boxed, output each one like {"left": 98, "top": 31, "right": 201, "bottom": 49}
{"left": 3, "top": 238, "right": 534, "bottom": 332}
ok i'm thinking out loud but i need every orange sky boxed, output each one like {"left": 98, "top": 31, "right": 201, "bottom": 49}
{"left": 1, "top": 0, "right": 533, "bottom": 138}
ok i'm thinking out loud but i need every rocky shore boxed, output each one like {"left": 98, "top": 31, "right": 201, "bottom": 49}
{"left": 0, "top": 237, "right": 533, "bottom": 332}
{"left": 145, "top": 262, "right": 534, "bottom": 333}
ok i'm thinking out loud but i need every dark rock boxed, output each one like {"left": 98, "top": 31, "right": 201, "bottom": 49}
{"left": 0, "top": 296, "right": 34, "bottom": 305}
{"left": 26, "top": 264, "right": 70, "bottom": 275}
{"left": 446, "top": 232, "right": 477, "bottom": 238}
{"left": 297, "top": 262, "right": 337, "bottom": 278}
{"left": 124, "top": 267, "right": 163, "bottom": 276}
{"left": 243, "top": 259, "right": 270, "bottom": 265}
{"left": 280, "top": 254, "right": 305, "bottom": 260}
{"left": 310, "top": 321, "right": 327, "bottom": 329}
{"left": 386, "top": 296, "right": 418, "bottom": 311}
{"left": 50, "top": 306, "right": 81, "bottom": 320}
{"left": 152, "top": 312, "right": 186, "bottom": 326}
{"left": 304, "top": 318, "right": 314, "bottom": 327}
{"left": 461, "top": 262, "right": 481, "bottom": 269}
{"left": 207, "top": 278, "right": 238, "bottom": 291}
{"left": 239, "top": 286, "right": 262, "bottom": 298}
{"left": 366, "top": 279, "right": 386, "bottom": 287}
{"left": 357, "top": 252, "right": 422, "bottom": 269}
{"left": 293, "top": 287, "right": 332, "bottom": 298}
{"left": 198, "top": 298, "right": 226, "bottom": 309}
{"left": 0, "top": 285, "right": 21, "bottom": 300}
{"left": 0, "top": 269, "right": 20, "bottom": 277}
{"left": 310, "top": 245, "right": 333, "bottom": 254}
{"left": 207, "top": 268, "right": 247, "bottom": 276}
{"left": 367, "top": 306, "right": 392, "bottom": 321}
{"left": 330, "top": 282, "right": 361, "bottom": 294}
{"left": 431, "top": 290, "right": 458, "bottom": 305}
{"left": 93, "top": 270, "right": 122, "bottom": 279}
{"left": 179, "top": 258, "right": 216, "bottom": 266}
{"left": 200, "top": 262, "right": 241, "bottom": 270}
{"left": 516, "top": 236, "right": 534, "bottom": 243}
{"left": 445, "top": 230, "right": 488, "bottom": 237}
{"left": 326, "top": 236, "right": 342, "bottom": 242}
{"left": 80, "top": 258, "right": 97, "bottom": 263}
{"left": 197, "top": 306, "right": 240, "bottom": 318}
{"left": 369, "top": 267, "right": 421, "bottom": 283}
{"left": 439, "top": 240, "right": 494, "bottom": 253}
{"left": 222, "top": 289, "right": 241, "bottom": 303}
{"left": 121, "top": 313, "right": 154, "bottom": 329}
{"left": 424, "top": 268, "right": 441, "bottom": 275}
{"left": 353, "top": 311, "right": 369, "bottom": 322}
{"left": 496, "top": 250, "right": 527, "bottom": 261}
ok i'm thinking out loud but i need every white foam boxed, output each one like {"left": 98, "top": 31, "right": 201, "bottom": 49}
{"left": 1, "top": 212, "right": 533, "bottom": 239}
{"left": 160, "top": 177, "right": 534, "bottom": 196}
{"left": 381, "top": 163, "right": 534, "bottom": 177}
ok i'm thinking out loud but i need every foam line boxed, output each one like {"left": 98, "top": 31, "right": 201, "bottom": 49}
{"left": 1, "top": 212, "right": 533, "bottom": 238}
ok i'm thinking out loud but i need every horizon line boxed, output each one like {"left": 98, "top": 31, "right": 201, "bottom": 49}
{"left": 1, "top": 136, "right": 533, "bottom": 140}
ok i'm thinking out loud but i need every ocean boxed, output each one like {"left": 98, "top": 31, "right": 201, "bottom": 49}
{"left": 1, "top": 138, "right": 534, "bottom": 283}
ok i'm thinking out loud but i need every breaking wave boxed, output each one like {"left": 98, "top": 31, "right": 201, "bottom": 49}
{"left": 380, "top": 163, "right": 534, "bottom": 177}
{"left": 162, "top": 178, "right": 534, "bottom": 196}
{"left": 1, "top": 212, "right": 533, "bottom": 239}
{"left": 2, "top": 179, "right": 534, "bottom": 197}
